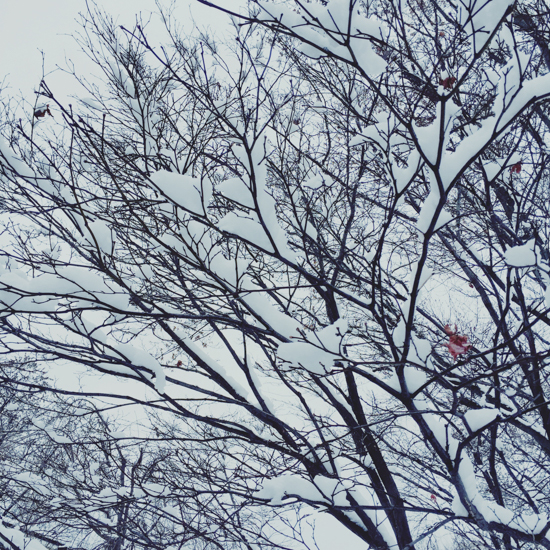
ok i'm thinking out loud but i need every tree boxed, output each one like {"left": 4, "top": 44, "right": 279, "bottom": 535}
{"left": 1, "top": 0, "right": 550, "bottom": 548}
{"left": 0, "top": 364, "right": 285, "bottom": 550}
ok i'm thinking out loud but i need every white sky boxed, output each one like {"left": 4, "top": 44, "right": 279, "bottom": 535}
{"left": 0, "top": 0, "right": 241, "bottom": 100}
{"left": 0, "top": 1, "right": 366, "bottom": 548}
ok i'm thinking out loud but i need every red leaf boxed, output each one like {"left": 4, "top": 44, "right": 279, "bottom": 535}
{"left": 439, "top": 77, "right": 456, "bottom": 89}
{"left": 430, "top": 494, "right": 437, "bottom": 502}
{"left": 34, "top": 104, "right": 52, "bottom": 119}
{"left": 443, "top": 324, "right": 455, "bottom": 336}
{"left": 510, "top": 162, "right": 522, "bottom": 174}
{"left": 444, "top": 325, "right": 472, "bottom": 360}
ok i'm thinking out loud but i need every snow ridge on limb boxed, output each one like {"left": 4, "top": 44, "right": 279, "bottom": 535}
{"left": 255, "top": 0, "right": 387, "bottom": 75}
{"left": 458, "top": 0, "right": 515, "bottom": 55}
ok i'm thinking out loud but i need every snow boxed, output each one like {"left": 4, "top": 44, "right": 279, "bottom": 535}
{"left": 125, "top": 79, "right": 136, "bottom": 98}
{"left": 97, "top": 488, "right": 118, "bottom": 502}
{"left": 463, "top": 408, "right": 499, "bottom": 432}
{"left": 209, "top": 254, "right": 249, "bottom": 289}
{"left": 278, "top": 341, "right": 338, "bottom": 375}
{"left": 435, "top": 69, "right": 550, "bottom": 190}
{"left": 13, "top": 472, "right": 50, "bottom": 495}
{"left": 149, "top": 170, "right": 212, "bottom": 215}
{"left": 404, "top": 366, "right": 428, "bottom": 393}
{"left": 416, "top": 182, "right": 451, "bottom": 235}
{"left": 392, "top": 150, "right": 421, "bottom": 193}
{"left": 482, "top": 159, "right": 504, "bottom": 180}
{"left": 0, "top": 135, "right": 35, "bottom": 178}
{"left": 248, "top": 363, "right": 276, "bottom": 414}
{"left": 414, "top": 397, "right": 459, "bottom": 459}
{"left": 0, "top": 522, "right": 49, "bottom": 550}
{"left": 240, "top": 277, "right": 302, "bottom": 339}
{"left": 277, "top": 319, "right": 347, "bottom": 374}
{"left": 408, "top": 262, "right": 433, "bottom": 293}
{"left": 455, "top": 449, "right": 550, "bottom": 533}
{"left": 176, "top": 330, "right": 252, "bottom": 400}
{"left": 0, "top": 264, "right": 142, "bottom": 321}
{"left": 504, "top": 239, "right": 537, "bottom": 267}
{"left": 349, "top": 135, "right": 367, "bottom": 147}
{"left": 473, "top": 496, "right": 548, "bottom": 534}
{"left": 219, "top": 212, "right": 275, "bottom": 251}
{"left": 392, "top": 318, "right": 407, "bottom": 350}
{"left": 115, "top": 342, "right": 166, "bottom": 393}
{"left": 457, "top": 453, "right": 477, "bottom": 499}
{"left": 255, "top": 474, "right": 324, "bottom": 505}
{"left": 32, "top": 418, "right": 47, "bottom": 429}
{"left": 218, "top": 142, "right": 296, "bottom": 260}
{"left": 80, "top": 313, "right": 108, "bottom": 343}
{"left": 345, "top": 486, "right": 397, "bottom": 548}
{"left": 256, "top": 0, "right": 386, "bottom": 75}
{"left": 305, "top": 221, "right": 318, "bottom": 240}
{"left": 440, "top": 119, "right": 493, "bottom": 188}
{"left": 219, "top": 177, "right": 255, "bottom": 208}
{"left": 413, "top": 120, "right": 440, "bottom": 166}
{"left": 496, "top": 73, "right": 550, "bottom": 131}
{"left": 458, "top": 0, "right": 514, "bottom": 55}
{"left": 2, "top": 3, "right": 550, "bottom": 548}
{"left": 85, "top": 219, "right": 114, "bottom": 253}
{"left": 81, "top": 97, "right": 103, "bottom": 110}
{"left": 303, "top": 174, "right": 324, "bottom": 189}
{"left": 46, "top": 429, "right": 72, "bottom": 444}
{"left": 452, "top": 493, "right": 469, "bottom": 517}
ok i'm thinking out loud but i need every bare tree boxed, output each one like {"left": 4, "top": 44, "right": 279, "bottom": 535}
{"left": 0, "top": 367, "right": 291, "bottom": 550}
{"left": 1, "top": 0, "right": 550, "bottom": 549}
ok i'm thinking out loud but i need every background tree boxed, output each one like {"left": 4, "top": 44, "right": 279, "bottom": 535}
{"left": 0, "top": 366, "right": 289, "bottom": 550}
{"left": 1, "top": 0, "right": 550, "bottom": 549}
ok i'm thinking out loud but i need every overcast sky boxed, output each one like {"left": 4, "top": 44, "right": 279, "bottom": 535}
{"left": 1, "top": 0, "right": 242, "bottom": 101}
